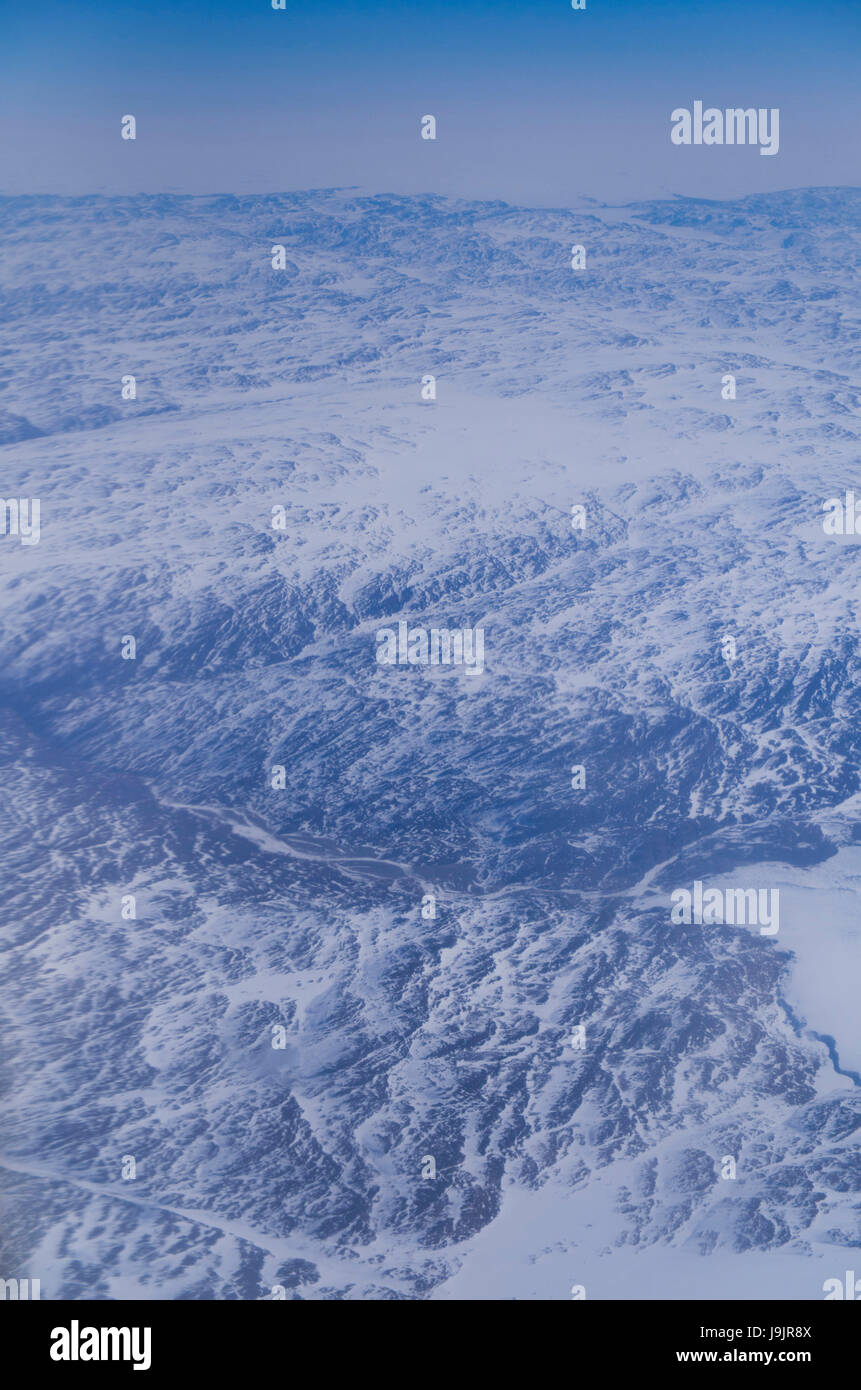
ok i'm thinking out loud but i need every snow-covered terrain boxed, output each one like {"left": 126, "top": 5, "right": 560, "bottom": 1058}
{"left": 1, "top": 188, "right": 860, "bottom": 1299}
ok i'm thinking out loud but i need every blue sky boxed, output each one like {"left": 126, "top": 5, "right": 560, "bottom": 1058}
{"left": 2, "top": 0, "right": 859, "bottom": 203}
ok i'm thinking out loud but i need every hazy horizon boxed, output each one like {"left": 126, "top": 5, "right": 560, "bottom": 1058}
{"left": 3, "top": 0, "right": 860, "bottom": 204}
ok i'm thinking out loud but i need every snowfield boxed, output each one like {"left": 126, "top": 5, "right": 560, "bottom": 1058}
{"left": 1, "top": 187, "right": 860, "bottom": 1299}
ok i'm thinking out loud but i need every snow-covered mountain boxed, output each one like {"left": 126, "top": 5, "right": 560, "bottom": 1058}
{"left": 1, "top": 188, "right": 860, "bottom": 1299}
